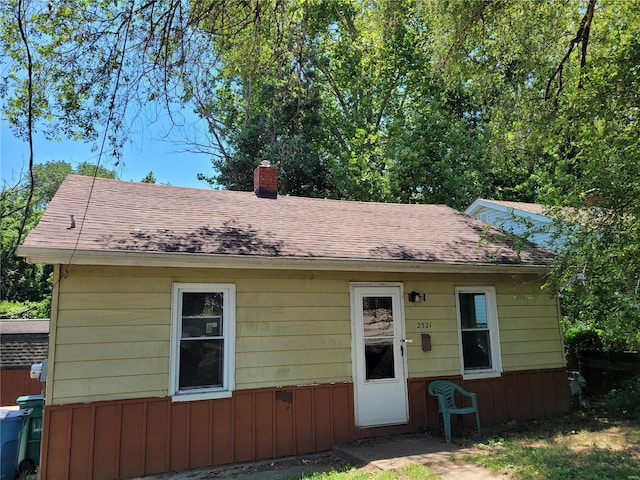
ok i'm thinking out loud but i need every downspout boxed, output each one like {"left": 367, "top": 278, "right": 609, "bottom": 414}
{"left": 45, "top": 265, "right": 61, "bottom": 405}
{"left": 39, "top": 264, "right": 61, "bottom": 480}
{"left": 555, "top": 290, "right": 567, "bottom": 369}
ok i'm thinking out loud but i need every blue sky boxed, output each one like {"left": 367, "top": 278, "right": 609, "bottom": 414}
{"left": 1, "top": 112, "right": 216, "bottom": 189}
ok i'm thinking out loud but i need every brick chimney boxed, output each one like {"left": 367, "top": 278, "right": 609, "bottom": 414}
{"left": 253, "top": 160, "right": 278, "bottom": 199}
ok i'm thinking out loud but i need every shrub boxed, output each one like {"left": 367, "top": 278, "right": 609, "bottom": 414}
{"left": 0, "top": 299, "right": 50, "bottom": 319}
{"left": 597, "top": 375, "right": 640, "bottom": 421}
{"left": 563, "top": 322, "right": 603, "bottom": 372}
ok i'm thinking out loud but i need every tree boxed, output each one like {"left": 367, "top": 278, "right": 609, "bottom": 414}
{"left": 31, "top": 161, "right": 73, "bottom": 208}
{"left": 0, "top": 182, "right": 49, "bottom": 310}
{"left": 196, "top": 0, "right": 492, "bottom": 204}
{"left": 426, "top": 0, "right": 640, "bottom": 349}
{"left": 141, "top": 171, "right": 156, "bottom": 183}
{"left": 1, "top": 161, "right": 116, "bottom": 317}
{"left": 3, "top": 0, "right": 639, "bottom": 347}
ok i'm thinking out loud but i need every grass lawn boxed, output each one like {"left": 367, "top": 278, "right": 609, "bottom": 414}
{"left": 462, "top": 412, "right": 640, "bottom": 480}
{"left": 299, "top": 414, "right": 639, "bottom": 480}
{"left": 297, "top": 380, "right": 640, "bottom": 480}
{"left": 301, "top": 464, "right": 443, "bottom": 479}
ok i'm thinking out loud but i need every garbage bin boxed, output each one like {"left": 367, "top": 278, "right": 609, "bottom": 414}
{"left": 0, "top": 408, "right": 31, "bottom": 480}
{"left": 16, "top": 395, "right": 44, "bottom": 475}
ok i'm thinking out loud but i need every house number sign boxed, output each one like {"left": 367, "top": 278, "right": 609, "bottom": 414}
{"left": 416, "top": 322, "right": 432, "bottom": 329}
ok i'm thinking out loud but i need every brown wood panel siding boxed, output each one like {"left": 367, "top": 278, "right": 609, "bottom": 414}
{"left": 69, "top": 407, "right": 94, "bottom": 479}
{"left": 120, "top": 402, "right": 145, "bottom": 478}
{"left": 169, "top": 401, "right": 188, "bottom": 472}
{"left": 93, "top": 403, "right": 120, "bottom": 480}
{"left": 275, "top": 389, "right": 295, "bottom": 457}
{"left": 212, "top": 398, "right": 233, "bottom": 465}
{"left": 44, "top": 406, "right": 72, "bottom": 479}
{"left": 295, "top": 388, "right": 314, "bottom": 454}
{"left": 145, "top": 400, "right": 170, "bottom": 474}
{"left": 313, "top": 386, "right": 333, "bottom": 452}
{"left": 406, "top": 367, "right": 570, "bottom": 432}
{"left": 40, "top": 383, "right": 354, "bottom": 480}
{"left": 254, "top": 390, "right": 274, "bottom": 459}
{"left": 0, "top": 369, "right": 43, "bottom": 406}
{"left": 38, "top": 372, "right": 568, "bottom": 480}
{"left": 234, "top": 393, "right": 255, "bottom": 462}
{"left": 189, "top": 401, "right": 212, "bottom": 468}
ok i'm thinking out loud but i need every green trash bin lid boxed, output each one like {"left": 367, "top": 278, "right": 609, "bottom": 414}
{"left": 16, "top": 395, "right": 44, "bottom": 408}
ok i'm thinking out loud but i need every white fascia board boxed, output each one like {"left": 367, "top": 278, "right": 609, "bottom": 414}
{"left": 465, "top": 199, "right": 553, "bottom": 225}
{"left": 16, "top": 246, "right": 550, "bottom": 274}
{"left": 464, "top": 199, "right": 492, "bottom": 217}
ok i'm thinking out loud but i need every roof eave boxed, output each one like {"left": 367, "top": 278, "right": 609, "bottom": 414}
{"left": 17, "top": 246, "right": 551, "bottom": 274}
{"left": 466, "top": 199, "right": 553, "bottom": 224}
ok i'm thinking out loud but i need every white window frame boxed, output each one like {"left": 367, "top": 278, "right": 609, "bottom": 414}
{"left": 455, "top": 286, "right": 502, "bottom": 380}
{"left": 170, "top": 283, "right": 236, "bottom": 402}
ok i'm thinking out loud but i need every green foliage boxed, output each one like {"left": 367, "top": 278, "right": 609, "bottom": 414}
{"left": 1, "top": 160, "right": 116, "bottom": 313}
{"left": 75, "top": 162, "right": 116, "bottom": 180}
{"left": 427, "top": 0, "right": 640, "bottom": 351}
{"left": 1, "top": 184, "right": 50, "bottom": 302}
{"left": 597, "top": 375, "right": 640, "bottom": 421}
{"left": 197, "top": 0, "right": 492, "bottom": 205}
{"left": 562, "top": 321, "right": 603, "bottom": 372}
{"left": 302, "top": 464, "right": 442, "bottom": 479}
{"left": 2, "top": 0, "right": 640, "bottom": 348}
{"left": 472, "top": 415, "right": 640, "bottom": 480}
{"left": 32, "top": 161, "right": 73, "bottom": 208}
{"left": 0, "top": 299, "right": 50, "bottom": 319}
{"left": 140, "top": 171, "right": 156, "bottom": 183}
{"left": 474, "top": 442, "right": 639, "bottom": 480}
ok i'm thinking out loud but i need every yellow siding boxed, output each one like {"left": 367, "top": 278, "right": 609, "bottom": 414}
{"left": 403, "top": 278, "right": 564, "bottom": 377}
{"left": 56, "top": 341, "right": 168, "bottom": 361}
{"left": 50, "top": 266, "right": 564, "bottom": 405}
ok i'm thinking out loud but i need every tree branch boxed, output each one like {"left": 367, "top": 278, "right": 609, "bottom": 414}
{"left": 438, "top": 0, "right": 493, "bottom": 71}
{"left": 13, "top": 0, "right": 35, "bottom": 257}
{"left": 545, "top": 0, "right": 597, "bottom": 101}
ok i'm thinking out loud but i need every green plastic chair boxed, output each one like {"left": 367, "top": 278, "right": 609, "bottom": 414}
{"left": 428, "top": 380, "right": 481, "bottom": 443}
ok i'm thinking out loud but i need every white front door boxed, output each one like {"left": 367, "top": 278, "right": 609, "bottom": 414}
{"left": 351, "top": 284, "right": 408, "bottom": 427}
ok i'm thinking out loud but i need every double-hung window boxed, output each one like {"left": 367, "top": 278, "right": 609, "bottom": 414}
{"left": 170, "top": 283, "right": 235, "bottom": 401}
{"left": 455, "top": 286, "right": 502, "bottom": 379}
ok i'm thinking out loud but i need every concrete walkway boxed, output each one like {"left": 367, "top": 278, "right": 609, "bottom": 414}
{"left": 134, "top": 433, "right": 505, "bottom": 479}
{"left": 333, "top": 433, "right": 505, "bottom": 479}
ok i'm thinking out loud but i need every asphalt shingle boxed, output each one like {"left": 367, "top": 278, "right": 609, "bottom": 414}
{"left": 20, "top": 175, "right": 552, "bottom": 266}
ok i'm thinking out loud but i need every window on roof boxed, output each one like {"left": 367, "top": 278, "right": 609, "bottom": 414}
{"left": 170, "top": 283, "right": 235, "bottom": 401}
{"left": 455, "top": 286, "right": 502, "bottom": 379}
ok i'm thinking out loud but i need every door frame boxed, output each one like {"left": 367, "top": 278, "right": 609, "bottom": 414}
{"left": 350, "top": 282, "right": 409, "bottom": 427}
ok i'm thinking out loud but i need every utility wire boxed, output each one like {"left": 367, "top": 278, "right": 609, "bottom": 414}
{"left": 60, "top": 0, "right": 137, "bottom": 279}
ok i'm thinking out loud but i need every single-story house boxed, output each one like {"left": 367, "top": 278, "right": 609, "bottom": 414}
{"left": 17, "top": 166, "right": 569, "bottom": 480}
{"left": 0, "top": 319, "right": 49, "bottom": 406}
{"left": 465, "top": 199, "right": 560, "bottom": 250}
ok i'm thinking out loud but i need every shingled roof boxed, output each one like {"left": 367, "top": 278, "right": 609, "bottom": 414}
{"left": 0, "top": 320, "right": 49, "bottom": 370}
{"left": 17, "top": 175, "right": 553, "bottom": 271}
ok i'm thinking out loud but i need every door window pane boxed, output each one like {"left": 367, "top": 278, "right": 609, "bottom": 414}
{"left": 362, "top": 296, "right": 395, "bottom": 380}
{"left": 365, "top": 339, "right": 395, "bottom": 380}
{"left": 363, "top": 296, "right": 394, "bottom": 337}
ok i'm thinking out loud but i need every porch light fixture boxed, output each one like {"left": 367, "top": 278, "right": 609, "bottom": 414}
{"left": 408, "top": 291, "right": 426, "bottom": 303}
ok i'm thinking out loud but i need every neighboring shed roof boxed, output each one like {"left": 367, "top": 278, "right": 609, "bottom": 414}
{"left": 18, "top": 175, "right": 553, "bottom": 271}
{"left": 0, "top": 320, "right": 49, "bottom": 370}
{"left": 0, "top": 319, "right": 49, "bottom": 335}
